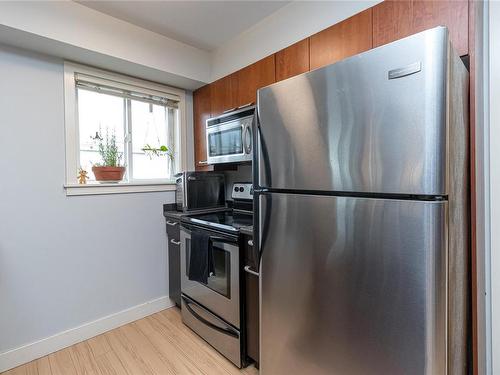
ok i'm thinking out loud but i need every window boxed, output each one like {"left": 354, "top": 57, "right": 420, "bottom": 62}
{"left": 64, "top": 63, "right": 187, "bottom": 195}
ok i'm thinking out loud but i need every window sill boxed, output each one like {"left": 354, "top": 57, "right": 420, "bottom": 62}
{"left": 64, "top": 181, "right": 176, "bottom": 196}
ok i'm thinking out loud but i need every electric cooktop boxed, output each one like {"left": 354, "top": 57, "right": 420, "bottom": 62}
{"left": 185, "top": 211, "right": 252, "bottom": 233}
{"left": 182, "top": 182, "right": 253, "bottom": 234}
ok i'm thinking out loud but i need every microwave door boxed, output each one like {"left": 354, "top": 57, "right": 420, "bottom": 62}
{"left": 206, "top": 114, "right": 254, "bottom": 165}
{"left": 207, "top": 122, "right": 244, "bottom": 164}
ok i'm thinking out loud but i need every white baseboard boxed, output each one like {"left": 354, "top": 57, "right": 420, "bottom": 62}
{"left": 0, "top": 296, "right": 175, "bottom": 372}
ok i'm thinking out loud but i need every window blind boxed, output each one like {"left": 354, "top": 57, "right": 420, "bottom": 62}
{"left": 75, "top": 73, "right": 179, "bottom": 109}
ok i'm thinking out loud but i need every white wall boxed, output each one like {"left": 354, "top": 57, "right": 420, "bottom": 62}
{"left": 489, "top": 1, "right": 500, "bottom": 373}
{"left": 210, "top": 0, "right": 381, "bottom": 81}
{"left": 0, "top": 1, "right": 211, "bottom": 90}
{"left": 0, "top": 1, "right": 383, "bottom": 87}
{"left": 0, "top": 45, "right": 174, "bottom": 365}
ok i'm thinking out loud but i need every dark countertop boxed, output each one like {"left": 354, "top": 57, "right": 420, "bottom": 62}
{"left": 163, "top": 204, "right": 253, "bottom": 235}
{"left": 163, "top": 204, "right": 191, "bottom": 220}
{"left": 240, "top": 225, "right": 253, "bottom": 236}
{"left": 163, "top": 204, "right": 230, "bottom": 221}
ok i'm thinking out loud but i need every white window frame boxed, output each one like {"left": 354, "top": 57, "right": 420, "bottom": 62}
{"left": 63, "top": 62, "right": 187, "bottom": 196}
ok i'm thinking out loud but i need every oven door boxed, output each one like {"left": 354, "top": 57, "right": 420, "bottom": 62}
{"left": 180, "top": 224, "right": 240, "bottom": 328}
{"left": 206, "top": 118, "right": 252, "bottom": 165}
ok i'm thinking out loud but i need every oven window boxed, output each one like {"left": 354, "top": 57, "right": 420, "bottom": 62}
{"left": 208, "top": 127, "right": 243, "bottom": 157}
{"left": 186, "top": 238, "right": 231, "bottom": 298}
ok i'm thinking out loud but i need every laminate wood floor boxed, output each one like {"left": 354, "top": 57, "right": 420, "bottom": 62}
{"left": 2, "top": 307, "right": 258, "bottom": 375}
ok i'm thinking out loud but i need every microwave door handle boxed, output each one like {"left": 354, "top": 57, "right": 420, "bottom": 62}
{"left": 240, "top": 123, "right": 246, "bottom": 153}
{"left": 244, "top": 124, "right": 252, "bottom": 154}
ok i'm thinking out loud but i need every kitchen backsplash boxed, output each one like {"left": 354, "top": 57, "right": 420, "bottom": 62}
{"left": 224, "top": 164, "right": 252, "bottom": 200}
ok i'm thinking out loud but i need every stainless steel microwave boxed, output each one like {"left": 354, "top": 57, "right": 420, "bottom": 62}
{"left": 175, "top": 172, "right": 225, "bottom": 212}
{"left": 206, "top": 106, "right": 254, "bottom": 165}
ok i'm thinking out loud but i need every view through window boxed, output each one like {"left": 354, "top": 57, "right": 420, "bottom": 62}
{"left": 76, "top": 84, "right": 178, "bottom": 183}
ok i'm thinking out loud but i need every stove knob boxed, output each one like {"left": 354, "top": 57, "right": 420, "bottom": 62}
{"left": 234, "top": 187, "right": 238, "bottom": 192}
{"left": 239, "top": 187, "right": 244, "bottom": 192}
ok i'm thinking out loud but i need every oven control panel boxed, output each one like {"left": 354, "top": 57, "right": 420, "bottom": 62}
{"left": 232, "top": 183, "right": 253, "bottom": 200}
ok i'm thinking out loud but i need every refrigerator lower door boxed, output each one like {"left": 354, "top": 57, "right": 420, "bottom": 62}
{"left": 259, "top": 193, "right": 447, "bottom": 375}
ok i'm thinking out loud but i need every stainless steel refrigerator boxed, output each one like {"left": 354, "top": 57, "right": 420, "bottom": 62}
{"left": 254, "top": 27, "right": 469, "bottom": 375}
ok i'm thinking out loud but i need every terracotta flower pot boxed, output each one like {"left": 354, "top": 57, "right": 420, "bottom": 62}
{"left": 92, "top": 166, "right": 126, "bottom": 182}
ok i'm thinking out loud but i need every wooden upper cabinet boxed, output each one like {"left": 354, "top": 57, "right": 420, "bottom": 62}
{"left": 193, "top": 85, "right": 213, "bottom": 171}
{"left": 275, "top": 39, "right": 310, "bottom": 82}
{"left": 210, "top": 73, "right": 238, "bottom": 117}
{"left": 310, "top": 8, "right": 373, "bottom": 70}
{"left": 373, "top": 0, "right": 468, "bottom": 56}
{"left": 236, "top": 55, "right": 275, "bottom": 106}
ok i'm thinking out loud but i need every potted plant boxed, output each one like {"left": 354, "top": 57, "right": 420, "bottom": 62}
{"left": 91, "top": 129, "right": 126, "bottom": 183}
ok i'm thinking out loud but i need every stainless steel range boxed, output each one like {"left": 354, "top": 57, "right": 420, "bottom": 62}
{"left": 179, "top": 183, "right": 253, "bottom": 368}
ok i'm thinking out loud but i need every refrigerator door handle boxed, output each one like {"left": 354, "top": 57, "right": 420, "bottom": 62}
{"left": 252, "top": 110, "right": 272, "bottom": 189}
{"left": 252, "top": 112, "right": 260, "bottom": 187}
{"left": 252, "top": 108, "right": 272, "bottom": 270}
{"left": 258, "top": 192, "right": 272, "bottom": 266}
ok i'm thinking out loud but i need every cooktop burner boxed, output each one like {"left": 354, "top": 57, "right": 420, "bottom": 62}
{"left": 184, "top": 210, "right": 253, "bottom": 234}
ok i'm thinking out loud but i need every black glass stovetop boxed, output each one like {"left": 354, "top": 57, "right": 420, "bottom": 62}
{"left": 184, "top": 210, "right": 253, "bottom": 233}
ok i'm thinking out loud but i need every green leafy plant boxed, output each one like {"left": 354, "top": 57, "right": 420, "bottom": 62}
{"left": 141, "top": 144, "right": 174, "bottom": 160}
{"left": 91, "top": 128, "right": 123, "bottom": 167}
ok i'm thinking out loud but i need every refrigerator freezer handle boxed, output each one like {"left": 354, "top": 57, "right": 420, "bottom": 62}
{"left": 252, "top": 112, "right": 260, "bottom": 188}
{"left": 252, "top": 109, "right": 272, "bottom": 190}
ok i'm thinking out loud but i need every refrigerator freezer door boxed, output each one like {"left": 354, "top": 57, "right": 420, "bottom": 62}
{"left": 256, "top": 27, "right": 449, "bottom": 195}
{"left": 259, "top": 193, "right": 447, "bottom": 375}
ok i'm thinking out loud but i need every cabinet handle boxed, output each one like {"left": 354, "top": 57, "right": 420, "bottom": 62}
{"left": 244, "top": 265, "right": 259, "bottom": 277}
{"left": 166, "top": 221, "right": 178, "bottom": 226}
{"left": 248, "top": 240, "right": 253, "bottom": 247}
{"left": 198, "top": 160, "right": 208, "bottom": 165}
{"left": 170, "top": 239, "right": 181, "bottom": 246}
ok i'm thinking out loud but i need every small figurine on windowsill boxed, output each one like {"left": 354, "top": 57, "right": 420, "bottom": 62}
{"left": 77, "top": 168, "right": 89, "bottom": 184}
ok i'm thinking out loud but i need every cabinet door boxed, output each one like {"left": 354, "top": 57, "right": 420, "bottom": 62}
{"left": 373, "top": 0, "right": 468, "bottom": 56}
{"left": 237, "top": 55, "right": 275, "bottom": 107}
{"left": 275, "top": 38, "right": 310, "bottom": 82}
{"left": 310, "top": 8, "right": 372, "bottom": 70}
{"left": 243, "top": 234, "right": 259, "bottom": 365}
{"left": 193, "top": 85, "right": 213, "bottom": 171}
{"left": 210, "top": 73, "right": 238, "bottom": 117}
{"left": 166, "top": 219, "right": 181, "bottom": 307}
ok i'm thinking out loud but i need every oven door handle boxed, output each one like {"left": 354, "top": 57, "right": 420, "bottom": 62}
{"left": 182, "top": 296, "right": 239, "bottom": 338}
{"left": 181, "top": 224, "right": 238, "bottom": 243}
{"left": 209, "top": 236, "right": 237, "bottom": 244}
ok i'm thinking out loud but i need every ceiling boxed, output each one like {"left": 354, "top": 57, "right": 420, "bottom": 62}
{"left": 76, "top": 1, "right": 290, "bottom": 51}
